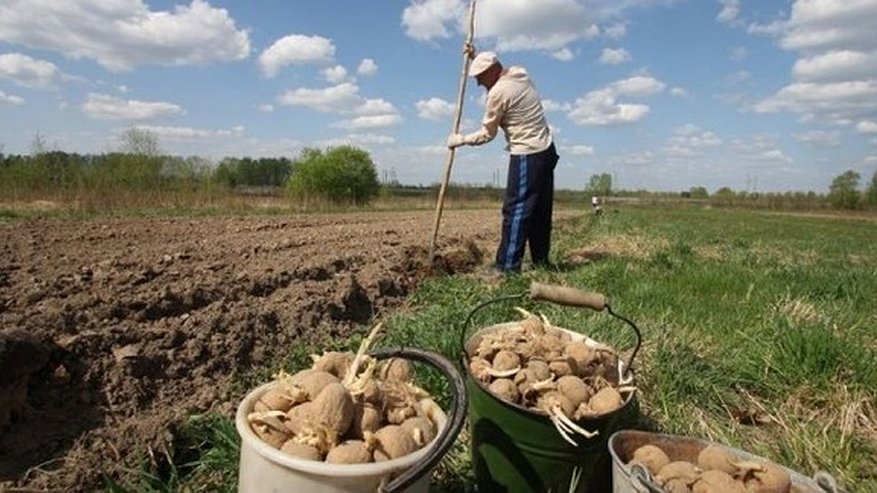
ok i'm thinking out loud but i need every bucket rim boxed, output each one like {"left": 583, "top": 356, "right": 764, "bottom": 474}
{"left": 236, "top": 380, "right": 446, "bottom": 477}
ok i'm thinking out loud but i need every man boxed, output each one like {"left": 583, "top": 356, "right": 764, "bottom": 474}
{"left": 447, "top": 50, "right": 559, "bottom": 273}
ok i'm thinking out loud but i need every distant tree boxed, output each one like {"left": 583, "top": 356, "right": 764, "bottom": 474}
{"left": 30, "top": 132, "right": 49, "bottom": 155}
{"left": 585, "top": 173, "right": 612, "bottom": 196}
{"left": 689, "top": 186, "right": 709, "bottom": 199}
{"left": 120, "top": 126, "right": 160, "bottom": 156}
{"left": 828, "top": 169, "right": 861, "bottom": 209}
{"left": 286, "top": 146, "right": 379, "bottom": 205}
{"left": 214, "top": 156, "right": 293, "bottom": 188}
{"left": 866, "top": 169, "right": 877, "bottom": 207}
{"left": 714, "top": 187, "right": 736, "bottom": 198}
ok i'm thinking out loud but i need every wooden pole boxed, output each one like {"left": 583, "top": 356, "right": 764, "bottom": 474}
{"left": 428, "top": 0, "right": 477, "bottom": 263}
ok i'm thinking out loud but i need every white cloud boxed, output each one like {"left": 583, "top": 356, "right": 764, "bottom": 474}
{"left": 278, "top": 83, "right": 361, "bottom": 113}
{"left": 320, "top": 134, "right": 396, "bottom": 147}
{"left": 857, "top": 120, "right": 877, "bottom": 134}
{"left": 259, "top": 34, "right": 335, "bottom": 78}
{"left": 134, "top": 124, "right": 244, "bottom": 141}
{"left": 729, "top": 135, "right": 794, "bottom": 167}
{"left": 356, "top": 98, "right": 396, "bottom": 116}
{"left": 332, "top": 114, "right": 403, "bottom": 130}
{"left": 612, "top": 75, "right": 667, "bottom": 95}
{"left": 716, "top": 0, "right": 740, "bottom": 24}
{"left": 670, "top": 86, "right": 688, "bottom": 97}
{"left": 747, "top": 20, "right": 785, "bottom": 36}
{"left": 551, "top": 48, "right": 575, "bottom": 61}
{"left": 568, "top": 75, "right": 666, "bottom": 125}
{"left": 357, "top": 58, "right": 378, "bottom": 76}
{"left": 0, "top": 88, "right": 25, "bottom": 106}
{"left": 792, "top": 50, "right": 877, "bottom": 82}
{"left": 542, "top": 99, "right": 571, "bottom": 112}
{"left": 795, "top": 130, "right": 840, "bottom": 146}
{"left": 603, "top": 23, "right": 627, "bottom": 39}
{"left": 258, "top": 103, "right": 274, "bottom": 113}
{"left": 0, "top": 0, "right": 249, "bottom": 71}
{"left": 566, "top": 145, "right": 595, "bottom": 156}
{"left": 779, "top": 0, "right": 877, "bottom": 52}
{"left": 416, "top": 97, "right": 455, "bottom": 120}
{"left": 0, "top": 53, "right": 61, "bottom": 88}
{"left": 279, "top": 83, "right": 401, "bottom": 129}
{"left": 753, "top": 80, "right": 877, "bottom": 122}
{"left": 402, "top": 0, "right": 464, "bottom": 41}
{"left": 663, "top": 124, "right": 722, "bottom": 157}
{"left": 82, "top": 93, "right": 184, "bottom": 120}
{"left": 753, "top": 1, "right": 877, "bottom": 126}
{"left": 599, "top": 48, "right": 631, "bottom": 65}
{"left": 322, "top": 65, "right": 348, "bottom": 84}
{"left": 402, "top": 0, "right": 598, "bottom": 54}
{"left": 478, "top": 0, "right": 599, "bottom": 52}
{"left": 347, "top": 133, "right": 395, "bottom": 145}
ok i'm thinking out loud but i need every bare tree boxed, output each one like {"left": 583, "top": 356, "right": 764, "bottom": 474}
{"left": 120, "top": 126, "right": 160, "bottom": 156}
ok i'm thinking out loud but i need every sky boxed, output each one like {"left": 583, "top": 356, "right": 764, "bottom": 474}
{"left": 1, "top": 0, "right": 876, "bottom": 193}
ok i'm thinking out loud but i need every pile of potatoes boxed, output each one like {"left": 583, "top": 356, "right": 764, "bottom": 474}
{"left": 629, "top": 443, "right": 798, "bottom": 493}
{"left": 467, "top": 308, "right": 634, "bottom": 427}
{"left": 246, "top": 351, "right": 439, "bottom": 464}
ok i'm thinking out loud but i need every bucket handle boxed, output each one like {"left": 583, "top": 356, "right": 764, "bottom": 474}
{"left": 459, "top": 282, "right": 643, "bottom": 373}
{"left": 369, "top": 347, "right": 468, "bottom": 493}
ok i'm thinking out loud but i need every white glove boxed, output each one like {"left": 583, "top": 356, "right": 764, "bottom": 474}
{"left": 446, "top": 133, "right": 467, "bottom": 149}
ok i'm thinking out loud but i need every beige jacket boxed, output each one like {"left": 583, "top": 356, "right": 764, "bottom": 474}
{"left": 463, "top": 66, "right": 552, "bottom": 155}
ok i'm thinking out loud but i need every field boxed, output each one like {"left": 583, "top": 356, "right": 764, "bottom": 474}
{"left": 1, "top": 203, "right": 875, "bottom": 492}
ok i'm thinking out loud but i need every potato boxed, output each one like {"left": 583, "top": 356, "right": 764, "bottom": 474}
{"left": 632, "top": 444, "right": 670, "bottom": 476}
{"left": 556, "top": 375, "right": 590, "bottom": 409}
{"left": 657, "top": 461, "right": 700, "bottom": 486}
{"left": 288, "top": 369, "right": 340, "bottom": 400}
{"left": 401, "top": 416, "right": 436, "bottom": 446}
{"left": 379, "top": 358, "right": 411, "bottom": 383}
{"left": 488, "top": 378, "right": 520, "bottom": 404}
{"left": 586, "top": 386, "right": 624, "bottom": 415}
{"left": 743, "top": 462, "right": 791, "bottom": 493}
{"left": 564, "top": 341, "right": 595, "bottom": 375}
{"left": 693, "top": 470, "right": 745, "bottom": 493}
{"left": 311, "top": 351, "right": 354, "bottom": 379}
{"left": 349, "top": 401, "right": 381, "bottom": 439}
{"left": 372, "top": 425, "right": 418, "bottom": 461}
{"left": 492, "top": 349, "right": 521, "bottom": 372}
{"left": 252, "top": 422, "right": 290, "bottom": 449}
{"left": 258, "top": 388, "right": 298, "bottom": 412}
{"left": 326, "top": 440, "right": 372, "bottom": 464}
{"left": 310, "top": 382, "right": 354, "bottom": 436}
{"left": 525, "top": 359, "right": 551, "bottom": 381}
{"left": 548, "top": 357, "right": 575, "bottom": 377}
{"left": 281, "top": 440, "right": 322, "bottom": 461}
{"left": 697, "top": 445, "right": 738, "bottom": 475}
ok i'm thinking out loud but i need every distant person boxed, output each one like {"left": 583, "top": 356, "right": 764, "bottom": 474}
{"left": 447, "top": 47, "right": 559, "bottom": 274}
{"left": 591, "top": 195, "right": 603, "bottom": 216}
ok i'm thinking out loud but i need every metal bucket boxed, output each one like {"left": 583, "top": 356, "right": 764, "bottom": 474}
{"left": 236, "top": 347, "right": 468, "bottom": 493}
{"left": 608, "top": 429, "right": 844, "bottom": 493}
{"left": 462, "top": 282, "right": 643, "bottom": 493}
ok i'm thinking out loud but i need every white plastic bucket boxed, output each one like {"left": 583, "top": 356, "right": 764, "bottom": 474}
{"left": 236, "top": 380, "right": 449, "bottom": 493}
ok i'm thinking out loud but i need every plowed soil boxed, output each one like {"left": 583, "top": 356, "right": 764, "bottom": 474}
{"left": 0, "top": 208, "right": 571, "bottom": 491}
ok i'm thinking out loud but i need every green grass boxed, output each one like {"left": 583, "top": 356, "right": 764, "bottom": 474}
{"left": 108, "top": 204, "right": 877, "bottom": 492}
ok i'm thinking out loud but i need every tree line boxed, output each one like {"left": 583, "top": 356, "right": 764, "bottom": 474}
{"left": 585, "top": 171, "right": 877, "bottom": 210}
{"left": 0, "top": 145, "right": 381, "bottom": 206}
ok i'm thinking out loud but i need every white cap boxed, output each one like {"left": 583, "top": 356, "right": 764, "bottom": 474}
{"left": 468, "top": 51, "right": 498, "bottom": 77}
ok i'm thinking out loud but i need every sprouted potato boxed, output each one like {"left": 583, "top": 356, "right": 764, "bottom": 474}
{"left": 467, "top": 307, "right": 636, "bottom": 445}
{"left": 246, "top": 323, "right": 439, "bottom": 463}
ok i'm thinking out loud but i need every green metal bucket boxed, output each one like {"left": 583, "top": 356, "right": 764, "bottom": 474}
{"left": 461, "top": 283, "right": 643, "bottom": 493}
